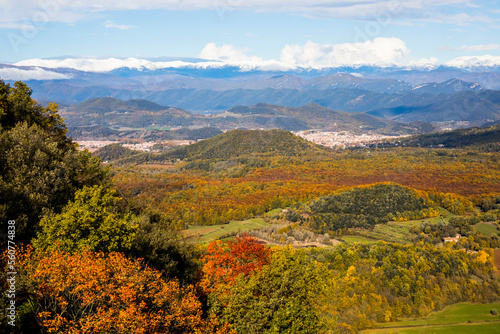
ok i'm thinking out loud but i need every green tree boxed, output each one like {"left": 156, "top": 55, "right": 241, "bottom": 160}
{"left": 0, "top": 123, "right": 109, "bottom": 242}
{"left": 129, "top": 211, "right": 201, "bottom": 284}
{"left": 0, "top": 80, "right": 70, "bottom": 146}
{"left": 221, "top": 247, "right": 326, "bottom": 333}
{"left": 0, "top": 80, "right": 110, "bottom": 242}
{"left": 34, "top": 185, "right": 138, "bottom": 253}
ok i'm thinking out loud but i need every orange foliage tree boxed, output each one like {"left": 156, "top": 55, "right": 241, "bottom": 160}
{"left": 18, "top": 246, "right": 230, "bottom": 334}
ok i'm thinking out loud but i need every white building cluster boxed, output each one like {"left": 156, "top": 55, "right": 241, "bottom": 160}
{"left": 294, "top": 131, "right": 398, "bottom": 148}
{"left": 77, "top": 140, "right": 195, "bottom": 152}
{"left": 77, "top": 141, "right": 120, "bottom": 152}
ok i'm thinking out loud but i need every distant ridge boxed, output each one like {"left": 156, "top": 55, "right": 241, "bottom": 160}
{"left": 68, "top": 97, "right": 190, "bottom": 115}
{"left": 378, "top": 125, "right": 500, "bottom": 150}
{"left": 62, "top": 97, "right": 439, "bottom": 136}
{"left": 227, "top": 103, "right": 439, "bottom": 135}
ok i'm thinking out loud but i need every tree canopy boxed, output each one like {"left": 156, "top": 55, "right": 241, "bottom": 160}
{"left": 0, "top": 80, "right": 110, "bottom": 242}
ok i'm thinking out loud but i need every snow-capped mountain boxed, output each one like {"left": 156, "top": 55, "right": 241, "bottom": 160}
{"left": 1, "top": 56, "right": 500, "bottom": 127}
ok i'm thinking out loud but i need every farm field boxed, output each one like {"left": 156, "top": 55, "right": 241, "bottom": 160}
{"left": 340, "top": 235, "right": 379, "bottom": 244}
{"left": 181, "top": 218, "right": 269, "bottom": 243}
{"left": 474, "top": 222, "right": 499, "bottom": 237}
{"left": 361, "top": 302, "right": 500, "bottom": 334}
{"left": 353, "top": 220, "right": 426, "bottom": 244}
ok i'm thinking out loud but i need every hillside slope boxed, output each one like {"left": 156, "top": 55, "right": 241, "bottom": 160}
{"left": 163, "top": 129, "right": 328, "bottom": 161}
{"left": 62, "top": 97, "right": 438, "bottom": 135}
{"left": 378, "top": 124, "right": 500, "bottom": 150}
{"left": 228, "top": 103, "right": 438, "bottom": 134}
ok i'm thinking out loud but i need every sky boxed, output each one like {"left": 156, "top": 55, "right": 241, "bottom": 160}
{"left": 0, "top": 0, "right": 500, "bottom": 69}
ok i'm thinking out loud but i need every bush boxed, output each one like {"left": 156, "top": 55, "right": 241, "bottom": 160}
{"left": 491, "top": 309, "right": 498, "bottom": 316}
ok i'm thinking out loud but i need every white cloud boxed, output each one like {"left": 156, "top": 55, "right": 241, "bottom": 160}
{"left": 103, "top": 20, "right": 131, "bottom": 30}
{"left": 15, "top": 57, "right": 157, "bottom": 72}
{"left": 198, "top": 43, "right": 291, "bottom": 71}
{"left": 199, "top": 43, "right": 263, "bottom": 63}
{"left": 445, "top": 54, "right": 500, "bottom": 68}
{"left": 427, "top": 13, "right": 493, "bottom": 26}
{"left": 408, "top": 57, "right": 439, "bottom": 69}
{"left": 14, "top": 56, "right": 253, "bottom": 72}
{"left": 0, "top": 0, "right": 485, "bottom": 26}
{"left": 9, "top": 39, "right": 500, "bottom": 73}
{"left": 200, "top": 40, "right": 419, "bottom": 70}
{"left": 0, "top": 67, "right": 71, "bottom": 80}
{"left": 280, "top": 37, "right": 410, "bottom": 68}
{"left": 439, "top": 43, "right": 500, "bottom": 52}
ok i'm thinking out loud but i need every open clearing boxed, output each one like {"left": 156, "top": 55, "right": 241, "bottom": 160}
{"left": 361, "top": 302, "right": 500, "bottom": 334}
{"left": 474, "top": 222, "right": 499, "bottom": 237}
{"left": 340, "top": 235, "right": 379, "bottom": 244}
{"left": 351, "top": 220, "right": 423, "bottom": 244}
{"left": 182, "top": 218, "right": 269, "bottom": 244}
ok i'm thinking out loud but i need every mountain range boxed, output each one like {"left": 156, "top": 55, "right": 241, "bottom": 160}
{"left": 63, "top": 97, "right": 439, "bottom": 138}
{"left": 2, "top": 59, "right": 500, "bottom": 128}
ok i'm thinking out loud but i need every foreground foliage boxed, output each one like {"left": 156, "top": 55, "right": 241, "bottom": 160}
{"left": 34, "top": 185, "right": 138, "bottom": 253}
{"left": 201, "top": 237, "right": 328, "bottom": 333}
{"left": 0, "top": 80, "right": 110, "bottom": 242}
{"left": 14, "top": 247, "right": 228, "bottom": 334}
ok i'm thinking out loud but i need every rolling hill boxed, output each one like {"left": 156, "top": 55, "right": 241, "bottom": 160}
{"left": 61, "top": 97, "right": 198, "bottom": 129}
{"left": 63, "top": 98, "right": 439, "bottom": 138}
{"left": 225, "top": 103, "right": 439, "bottom": 134}
{"left": 68, "top": 97, "right": 181, "bottom": 114}
{"left": 162, "top": 129, "right": 328, "bottom": 161}
{"left": 377, "top": 124, "right": 500, "bottom": 150}
{"left": 98, "top": 129, "right": 332, "bottom": 167}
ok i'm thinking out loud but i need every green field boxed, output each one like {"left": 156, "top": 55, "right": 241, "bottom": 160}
{"left": 265, "top": 208, "right": 283, "bottom": 216}
{"left": 474, "top": 222, "right": 499, "bottom": 237}
{"left": 182, "top": 218, "right": 269, "bottom": 243}
{"left": 360, "top": 220, "right": 423, "bottom": 244}
{"left": 361, "top": 302, "right": 500, "bottom": 334}
{"left": 340, "top": 235, "right": 379, "bottom": 244}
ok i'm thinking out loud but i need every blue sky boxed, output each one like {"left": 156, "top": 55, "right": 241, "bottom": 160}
{"left": 0, "top": 0, "right": 499, "bottom": 68}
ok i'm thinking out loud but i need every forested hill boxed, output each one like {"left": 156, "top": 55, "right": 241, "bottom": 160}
{"left": 62, "top": 97, "right": 439, "bottom": 136}
{"left": 306, "top": 183, "right": 436, "bottom": 232}
{"left": 228, "top": 103, "right": 439, "bottom": 134}
{"left": 69, "top": 97, "right": 191, "bottom": 115}
{"left": 379, "top": 124, "right": 500, "bottom": 150}
{"left": 98, "top": 129, "right": 331, "bottom": 167}
{"left": 164, "top": 129, "right": 328, "bottom": 161}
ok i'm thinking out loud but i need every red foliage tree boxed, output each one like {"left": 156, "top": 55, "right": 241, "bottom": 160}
{"left": 201, "top": 235, "right": 271, "bottom": 295}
